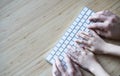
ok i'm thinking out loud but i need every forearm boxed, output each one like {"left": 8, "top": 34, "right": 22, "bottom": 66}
{"left": 89, "top": 61, "right": 110, "bottom": 76}
{"left": 104, "top": 43, "right": 120, "bottom": 56}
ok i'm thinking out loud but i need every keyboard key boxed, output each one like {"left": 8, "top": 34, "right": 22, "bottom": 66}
{"left": 83, "top": 23, "right": 88, "bottom": 27}
{"left": 59, "top": 47, "right": 64, "bottom": 52}
{"left": 59, "top": 55, "right": 64, "bottom": 60}
{"left": 65, "top": 32, "right": 69, "bottom": 36}
{"left": 81, "top": 10, "right": 85, "bottom": 15}
{"left": 64, "top": 40, "right": 69, "bottom": 45}
{"left": 70, "top": 33, "right": 74, "bottom": 37}
{"left": 78, "top": 22, "right": 82, "bottom": 26}
{"left": 56, "top": 43, "right": 61, "bottom": 47}
{"left": 84, "top": 15, "right": 88, "bottom": 19}
{"left": 73, "top": 21, "right": 77, "bottom": 25}
{"left": 46, "top": 54, "right": 52, "bottom": 61}
{"left": 67, "top": 36, "right": 72, "bottom": 41}
{"left": 78, "top": 14, "right": 82, "bottom": 19}
{"left": 86, "top": 19, "right": 90, "bottom": 24}
{"left": 51, "top": 50, "right": 56, "bottom": 55}
{"left": 86, "top": 10, "right": 92, "bottom": 16}
{"left": 67, "top": 28, "right": 72, "bottom": 33}
{"left": 62, "top": 36, "right": 66, "bottom": 40}
{"left": 81, "top": 26, "right": 85, "bottom": 31}
{"left": 53, "top": 47, "right": 58, "bottom": 51}
{"left": 70, "top": 24, "right": 75, "bottom": 29}
{"left": 50, "top": 59, "right": 55, "bottom": 64}
{"left": 83, "top": 7, "right": 88, "bottom": 12}
{"left": 81, "top": 18, "right": 85, "bottom": 23}
{"left": 62, "top": 44, "right": 66, "bottom": 49}
{"left": 56, "top": 51, "right": 61, "bottom": 56}
{"left": 75, "top": 18, "right": 80, "bottom": 22}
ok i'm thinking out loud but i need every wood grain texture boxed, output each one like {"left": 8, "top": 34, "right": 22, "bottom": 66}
{"left": 0, "top": 0, "right": 120, "bottom": 76}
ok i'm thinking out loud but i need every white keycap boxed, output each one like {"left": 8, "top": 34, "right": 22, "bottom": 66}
{"left": 46, "top": 54, "right": 52, "bottom": 61}
{"left": 75, "top": 18, "right": 80, "bottom": 22}
{"left": 83, "top": 23, "right": 87, "bottom": 27}
{"left": 61, "top": 52, "right": 66, "bottom": 57}
{"left": 86, "top": 10, "right": 92, "bottom": 15}
{"left": 50, "top": 59, "right": 55, "bottom": 64}
{"left": 83, "top": 7, "right": 88, "bottom": 12}
{"left": 81, "top": 26, "right": 85, "bottom": 31}
{"left": 51, "top": 50, "right": 55, "bottom": 55}
{"left": 86, "top": 19, "right": 90, "bottom": 24}
{"left": 81, "top": 10, "right": 85, "bottom": 15}
{"left": 78, "top": 14, "right": 82, "bottom": 19}
{"left": 62, "top": 36, "right": 66, "bottom": 40}
{"left": 73, "top": 29, "right": 77, "bottom": 34}
{"left": 70, "top": 33, "right": 74, "bottom": 37}
{"left": 62, "top": 44, "right": 66, "bottom": 49}
{"left": 56, "top": 51, "right": 61, "bottom": 56}
{"left": 78, "top": 22, "right": 82, "bottom": 26}
{"left": 56, "top": 43, "right": 61, "bottom": 47}
{"left": 69, "top": 41, "right": 74, "bottom": 45}
{"left": 65, "top": 40, "right": 69, "bottom": 45}
{"left": 91, "top": 12, "right": 95, "bottom": 16}
{"left": 73, "top": 21, "right": 77, "bottom": 25}
{"left": 70, "top": 24, "right": 75, "bottom": 29}
{"left": 59, "top": 48, "right": 64, "bottom": 52}
{"left": 67, "top": 36, "right": 72, "bottom": 41}
{"left": 65, "top": 32, "right": 69, "bottom": 36}
{"left": 81, "top": 18, "right": 85, "bottom": 23}
{"left": 67, "top": 28, "right": 72, "bottom": 33}
{"left": 59, "top": 55, "right": 64, "bottom": 60}
{"left": 53, "top": 47, "right": 58, "bottom": 51}
{"left": 84, "top": 15, "right": 88, "bottom": 19}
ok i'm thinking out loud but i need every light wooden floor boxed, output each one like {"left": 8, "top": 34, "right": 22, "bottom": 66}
{"left": 0, "top": 0, "right": 120, "bottom": 76}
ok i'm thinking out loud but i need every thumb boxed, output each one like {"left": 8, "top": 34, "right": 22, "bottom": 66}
{"left": 95, "top": 30, "right": 109, "bottom": 38}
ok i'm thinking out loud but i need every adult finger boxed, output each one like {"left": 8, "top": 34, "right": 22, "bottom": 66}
{"left": 75, "top": 41, "right": 87, "bottom": 55}
{"left": 90, "top": 30, "right": 100, "bottom": 37}
{"left": 88, "top": 22, "right": 106, "bottom": 30}
{"left": 55, "top": 58, "right": 65, "bottom": 73}
{"left": 64, "top": 55, "right": 75, "bottom": 74}
{"left": 78, "top": 32, "right": 90, "bottom": 40}
{"left": 76, "top": 39, "right": 91, "bottom": 47}
{"left": 96, "top": 10, "right": 113, "bottom": 16}
{"left": 95, "top": 30, "right": 110, "bottom": 38}
{"left": 89, "top": 14, "right": 107, "bottom": 22}
{"left": 67, "top": 47, "right": 79, "bottom": 62}
{"left": 73, "top": 63, "right": 82, "bottom": 76}
{"left": 52, "top": 62, "right": 60, "bottom": 76}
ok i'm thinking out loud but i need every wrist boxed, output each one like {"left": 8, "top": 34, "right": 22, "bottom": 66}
{"left": 102, "top": 42, "right": 110, "bottom": 54}
{"left": 89, "top": 61, "right": 110, "bottom": 76}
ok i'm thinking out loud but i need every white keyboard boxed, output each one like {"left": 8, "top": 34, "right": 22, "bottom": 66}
{"left": 46, "top": 7, "right": 95, "bottom": 66}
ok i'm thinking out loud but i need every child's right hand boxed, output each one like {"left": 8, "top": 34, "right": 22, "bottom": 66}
{"left": 88, "top": 10, "right": 120, "bottom": 40}
{"left": 77, "top": 31, "right": 108, "bottom": 54}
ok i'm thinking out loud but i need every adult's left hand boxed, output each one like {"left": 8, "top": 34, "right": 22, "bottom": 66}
{"left": 52, "top": 55, "right": 82, "bottom": 76}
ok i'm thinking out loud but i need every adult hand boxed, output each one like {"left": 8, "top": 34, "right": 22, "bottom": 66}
{"left": 52, "top": 55, "right": 82, "bottom": 76}
{"left": 88, "top": 10, "right": 120, "bottom": 40}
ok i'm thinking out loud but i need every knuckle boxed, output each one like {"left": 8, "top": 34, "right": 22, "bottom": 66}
{"left": 110, "top": 15, "right": 117, "bottom": 22}
{"left": 100, "top": 10, "right": 106, "bottom": 14}
{"left": 88, "top": 40, "right": 92, "bottom": 45}
{"left": 91, "top": 47, "right": 95, "bottom": 51}
{"left": 105, "top": 10, "right": 109, "bottom": 13}
{"left": 69, "top": 69, "right": 75, "bottom": 74}
{"left": 105, "top": 21, "right": 111, "bottom": 28}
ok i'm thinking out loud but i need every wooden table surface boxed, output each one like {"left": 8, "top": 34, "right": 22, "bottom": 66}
{"left": 0, "top": 0, "right": 120, "bottom": 76}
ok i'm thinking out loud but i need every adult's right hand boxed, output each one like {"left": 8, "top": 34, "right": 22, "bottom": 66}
{"left": 88, "top": 10, "right": 120, "bottom": 40}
